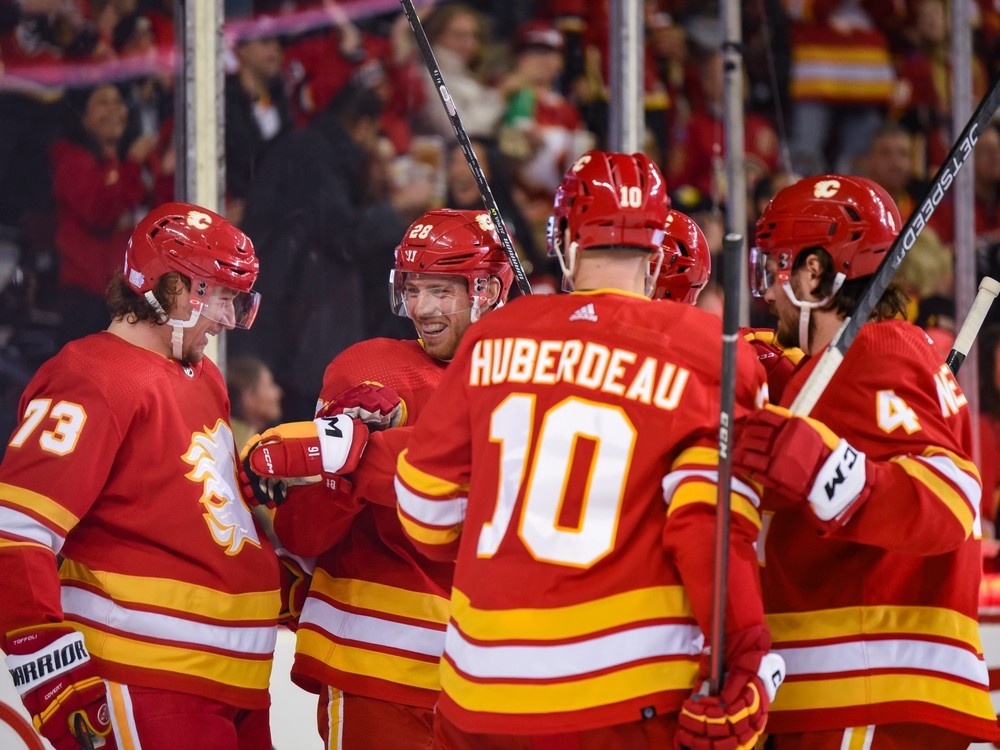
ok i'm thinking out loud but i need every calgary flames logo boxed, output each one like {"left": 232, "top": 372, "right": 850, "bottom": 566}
{"left": 183, "top": 420, "right": 260, "bottom": 555}
{"left": 813, "top": 179, "right": 840, "bottom": 198}
{"left": 186, "top": 210, "right": 213, "bottom": 230}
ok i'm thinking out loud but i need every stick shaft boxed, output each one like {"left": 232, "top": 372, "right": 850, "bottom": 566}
{"left": 397, "top": 0, "right": 532, "bottom": 296}
{"left": 709, "top": 232, "right": 744, "bottom": 694}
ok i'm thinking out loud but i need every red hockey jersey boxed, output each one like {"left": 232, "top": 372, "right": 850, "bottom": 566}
{"left": 0, "top": 332, "right": 280, "bottom": 709}
{"left": 276, "top": 338, "right": 454, "bottom": 709}
{"left": 763, "top": 320, "right": 997, "bottom": 739}
{"left": 395, "top": 290, "right": 769, "bottom": 734}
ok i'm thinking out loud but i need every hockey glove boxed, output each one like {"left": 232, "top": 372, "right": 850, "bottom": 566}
{"left": 733, "top": 405, "right": 875, "bottom": 531}
{"left": 742, "top": 329, "right": 805, "bottom": 405}
{"left": 320, "top": 381, "right": 406, "bottom": 430}
{"left": 5, "top": 625, "right": 112, "bottom": 750}
{"left": 676, "top": 648, "right": 786, "bottom": 750}
{"left": 247, "top": 415, "right": 369, "bottom": 481}
{"left": 239, "top": 435, "right": 289, "bottom": 508}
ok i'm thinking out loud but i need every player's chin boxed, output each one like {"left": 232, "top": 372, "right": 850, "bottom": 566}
{"left": 423, "top": 337, "right": 458, "bottom": 361}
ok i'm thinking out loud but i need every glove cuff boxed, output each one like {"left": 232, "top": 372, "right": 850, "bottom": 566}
{"left": 314, "top": 415, "right": 367, "bottom": 474}
{"left": 6, "top": 628, "right": 91, "bottom": 697}
{"left": 807, "top": 438, "right": 868, "bottom": 522}
{"left": 756, "top": 652, "right": 786, "bottom": 702}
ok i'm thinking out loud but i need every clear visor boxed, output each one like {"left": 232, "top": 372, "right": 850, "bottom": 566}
{"left": 190, "top": 280, "right": 261, "bottom": 329}
{"left": 749, "top": 247, "right": 779, "bottom": 298}
{"left": 389, "top": 269, "right": 407, "bottom": 317}
{"left": 390, "top": 270, "right": 482, "bottom": 319}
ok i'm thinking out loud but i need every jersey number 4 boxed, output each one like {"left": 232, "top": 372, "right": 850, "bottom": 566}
{"left": 477, "top": 394, "right": 636, "bottom": 568}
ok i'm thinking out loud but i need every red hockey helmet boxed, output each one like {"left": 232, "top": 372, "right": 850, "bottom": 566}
{"left": 125, "top": 202, "right": 260, "bottom": 328}
{"left": 390, "top": 208, "right": 514, "bottom": 316}
{"left": 550, "top": 150, "right": 670, "bottom": 257}
{"left": 652, "top": 209, "right": 711, "bottom": 303}
{"left": 751, "top": 175, "right": 900, "bottom": 297}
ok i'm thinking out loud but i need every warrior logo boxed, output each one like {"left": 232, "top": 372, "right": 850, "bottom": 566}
{"left": 183, "top": 420, "right": 260, "bottom": 554}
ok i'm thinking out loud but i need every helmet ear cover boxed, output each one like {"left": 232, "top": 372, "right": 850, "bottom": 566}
{"left": 391, "top": 209, "right": 514, "bottom": 317}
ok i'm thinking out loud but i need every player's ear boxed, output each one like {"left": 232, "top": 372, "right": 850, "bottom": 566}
{"left": 486, "top": 277, "right": 502, "bottom": 308}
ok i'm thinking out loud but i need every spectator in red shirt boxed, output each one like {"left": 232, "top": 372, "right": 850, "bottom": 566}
{"left": 667, "top": 39, "right": 781, "bottom": 208}
{"left": 50, "top": 84, "right": 153, "bottom": 346}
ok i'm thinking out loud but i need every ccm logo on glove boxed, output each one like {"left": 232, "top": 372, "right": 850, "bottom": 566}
{"left": 811, "top": 440, "right": 866, "bottom": 521}
{"left": 247, "top": 414, "right": 369, "bottom": 480}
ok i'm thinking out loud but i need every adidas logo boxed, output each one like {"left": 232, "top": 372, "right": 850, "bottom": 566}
{"left": 569, "top": 303, "right": 598, "bottom": 322}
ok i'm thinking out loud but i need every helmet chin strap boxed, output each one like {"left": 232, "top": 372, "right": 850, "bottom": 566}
{"left": 645, "top": 247, "right": 665, "bottom": 298}
{"left": 553, "top": 240, "right": 579, "bottom": 291}
{"left": 144, "top": 291, "right": 202, "bottom": 361}
{"left": 780, "top": 272, "right": 846, "bottom": 352}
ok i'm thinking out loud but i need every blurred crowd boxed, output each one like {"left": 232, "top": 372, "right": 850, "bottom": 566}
{"left": 3, "top": 0, "right": 1000, "bottom": 515}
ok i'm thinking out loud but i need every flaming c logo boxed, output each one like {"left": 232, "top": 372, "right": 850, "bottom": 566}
{"left": 183, "top": 420, "right": 260, "bottom": 555}
{"left": 813, "top": 179, "right": 841, "bottom": 199}
{"left": 186, "top": 210, "right": 213, "bottom": 230}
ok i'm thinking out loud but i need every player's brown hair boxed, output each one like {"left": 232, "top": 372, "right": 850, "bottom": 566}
{"left": 105, "top": 269, "right": 189, "bottom": 324}
{"left": 797, "top": 247, "right": 908, "bottom": 322}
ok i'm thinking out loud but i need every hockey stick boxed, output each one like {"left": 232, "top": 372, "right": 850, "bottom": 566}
{"left": 708, "top": 233, "right": 744, "bottom": 695}
{"left": 790, "top": 75, "right": 1000, "bottom": 415}
{"left": 948, "top": 276, "right": 1000, "bottom": 374}
{"left": 397, "top": 0, "right": 532, "bottom": 296}
{"left": 73, "top": 712, "right": 96, "bottom": 750}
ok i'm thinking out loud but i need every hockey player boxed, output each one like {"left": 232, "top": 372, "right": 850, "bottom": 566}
{"left": 242, "top": 208, "right": 514, "bottom": 748}
{"left": 734, "top": 175, "right": 999, "bottom": 748}
{"left": 652, "top": 208, "right": 803, "bottom": 404}
{"left": 650, "top": 208, "right": 712, "bottom": 304}
{"left": 0, "top": 203, "right": 280, "bottom": 750}
{"left": 394, "top": 150, "right": 785, "bottom": 749}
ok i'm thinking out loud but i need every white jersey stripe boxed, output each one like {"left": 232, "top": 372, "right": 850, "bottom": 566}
{"left": 62, "top": 586, "right": 276, "bottom": 655}
{"left": 661, "top": 470, "right": 760, "bottom": 509}
{"left": 912, "top": 453, "right": 983, "bottom": 530}
{"left": 300, "top": 597, "right": 445, "bottom": 658}
{"left": 445, "top": 620, "right": 703, "bottom": 680}
{"left": 395, "top": 478, "right": 467, "bottom": 526}
{"left": 0, "top": 506, "right": 65, "bottom": 552}
{"left": 778, "top": 638, "right": 989, "bottom": 687}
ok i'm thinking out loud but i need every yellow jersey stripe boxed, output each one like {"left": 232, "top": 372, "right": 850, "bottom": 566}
{"left": 773, "top": 673, "right": 997, "bottom": 720}
{"left": 766, "top": 605, "right": 980, "bottom": 646}
{"left": 296, "top": 629, "right": 440, "bottom": 691}
{"left": 666, "top": 481, "right": 761, "bottom": 529}
{"left": 451, "top": 586, "right": 692, "bottom": 641}
{"left": 396, "top": 449, "right": 467, "bottom": 498}
{"left": 60, "top": 559, "right": 278, "bottom": 621}
{"left": 310, "top": 571, "right": 450, "bottom": 624}
{"left": 894, "top": 456, "right": 975, "bottom": 535}
{"left": 0, "top": 483, "right": 79, "bottom": 533}
{"left": 74, "top": 623, "right": 271, "bottom": 690}
{"left": 397, "top": 511, "right": 461, "bottom": 546}
{"left": 672, "top": 446, "right": 718, "bottom": 469}
{"left": 441, "top": 656, "right": 695, "bottom": 714}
